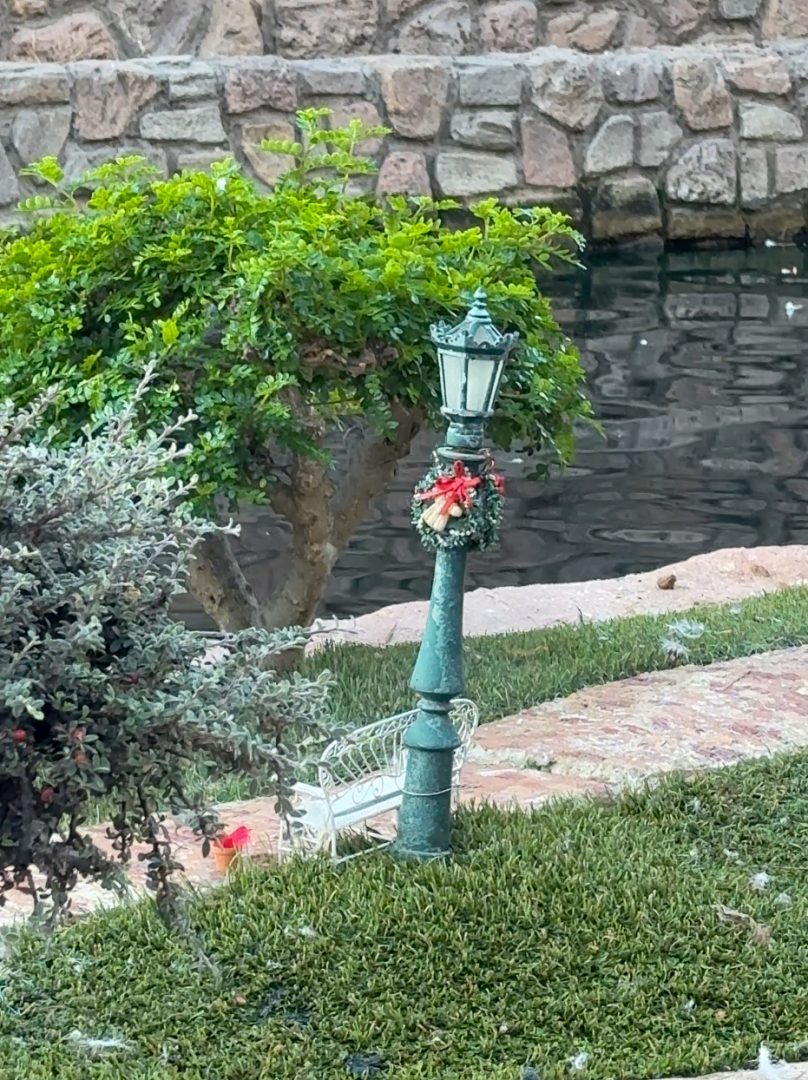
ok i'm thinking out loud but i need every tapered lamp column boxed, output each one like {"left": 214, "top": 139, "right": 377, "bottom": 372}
{"left": 396, "top": 289, "right": 518, "bottom": 861}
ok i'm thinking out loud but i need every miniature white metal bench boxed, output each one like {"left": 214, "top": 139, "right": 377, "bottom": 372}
{"left": 278, "top": 699, "right": 480, "bottom": 862}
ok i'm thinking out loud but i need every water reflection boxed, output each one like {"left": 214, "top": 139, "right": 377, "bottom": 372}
{"left": 178, "top": 245, "right": 808, "bottom": 625}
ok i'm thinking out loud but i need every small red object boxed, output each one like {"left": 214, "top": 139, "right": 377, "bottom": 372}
{"left": 11, "top": 729, "right": 26, "bottom": 744}
{"left": 219, "top": 825, "right": 251, "bottom": 851}
{"left": 40, "top": 786, "right": 55, "bottom": 804}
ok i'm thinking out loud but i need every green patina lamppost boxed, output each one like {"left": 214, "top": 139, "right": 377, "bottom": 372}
{"left": 396, "top": 288, "right": 518, "bottom": 861}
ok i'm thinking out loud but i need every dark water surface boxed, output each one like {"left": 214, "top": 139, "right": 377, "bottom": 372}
{"left": 181, "top": 245, "right": 808, "bottom": 625}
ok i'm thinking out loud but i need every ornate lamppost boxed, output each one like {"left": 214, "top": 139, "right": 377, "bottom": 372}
{"left": 395, "top": 288, "right": 518, "bottom": 861}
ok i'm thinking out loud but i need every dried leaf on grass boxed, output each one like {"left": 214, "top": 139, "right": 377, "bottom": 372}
{"left": 715, "top": 903, "right": 772, "bottom": 946}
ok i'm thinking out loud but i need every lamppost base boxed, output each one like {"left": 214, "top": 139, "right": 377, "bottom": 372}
{"left": 395, "top": 705, "right": 459, "bottom": 862}
{"left": 394, "top": 841, "right": 451, "bottom": 863}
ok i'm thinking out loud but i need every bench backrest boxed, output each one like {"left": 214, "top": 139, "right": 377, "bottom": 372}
{"left": 317, "top": 699, "right": 479, "bottom": 809}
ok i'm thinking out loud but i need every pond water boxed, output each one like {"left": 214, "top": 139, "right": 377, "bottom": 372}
{"left": 178, "top": 244, "right": 808, "bottom": 626}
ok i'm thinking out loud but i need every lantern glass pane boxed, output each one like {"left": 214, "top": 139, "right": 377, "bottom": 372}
{"left": 438, "top": 348, "right": 466, "bottom": 413}
{"left": 465, "top": 355, "right": 502, "bottom": 414}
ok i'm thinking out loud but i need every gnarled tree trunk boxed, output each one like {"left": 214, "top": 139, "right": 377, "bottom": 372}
{"left": 188, "top": 400, "right": 425, "bottom": 632}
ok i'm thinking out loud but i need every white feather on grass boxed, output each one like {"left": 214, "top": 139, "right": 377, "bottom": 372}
{"left": 67, "top": 1030, "right": 135, "bottom": 1056}
{"left": 568, "top": 1052, "right": 590, "bottom": 1072}
{"left": 749, "top": 871, "right": 772, "bottom": 891}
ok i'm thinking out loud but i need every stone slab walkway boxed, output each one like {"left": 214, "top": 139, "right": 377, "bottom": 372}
{"left": 314, "top": 545, "right": 808, "bottom": 648}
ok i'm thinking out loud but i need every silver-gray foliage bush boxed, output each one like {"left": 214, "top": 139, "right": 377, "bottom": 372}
{"left": 0, "top": 372, "right": 332, "bottom": 922}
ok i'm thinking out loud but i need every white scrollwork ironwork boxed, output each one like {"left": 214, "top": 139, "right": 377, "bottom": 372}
{"left": 278, "top": 699, "right": 479, "bottom": 863}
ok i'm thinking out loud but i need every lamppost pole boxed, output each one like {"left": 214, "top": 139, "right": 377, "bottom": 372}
{"left": 396, "top": 289, "right": 518, "bottom": 861}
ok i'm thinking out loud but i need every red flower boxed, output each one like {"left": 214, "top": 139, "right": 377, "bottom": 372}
{"left": 11, "top": 729, "right": 26, "bottom": 744}
{"left": 219, "top": 825, "right": 251, "bottom": 850}
{"left": 493, "top": 471, "right": 505, "bottom": 496}
{"left": 40, "top": 786, "right": 55, "bottom": 805}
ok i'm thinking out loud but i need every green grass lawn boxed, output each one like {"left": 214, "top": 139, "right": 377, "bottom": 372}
{"left": 201, "top": 586, "right": 808, "bottom": 803}
{"left": 4, "top": 752, "right": 808, "bottom": 1079}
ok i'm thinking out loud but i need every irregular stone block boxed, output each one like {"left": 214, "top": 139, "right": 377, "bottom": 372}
{"left": 666, "top": 138, "right": 737, "bottom": 204}
{"left": 168, "top": 66, "right": 219, "bottom": 102}
{"left": 74, "top": 63, "right": 160, "bottom": 141}
{"left": 502, "top": 188, "right": 584, "bottom": 224}
{"left": 638, "top": 111, "right": 683, "bottom": 167}
{"left": 107, "top": 0, "right": 198, "bottom": 55}
{"left": 584, "top": 115, "right": 634, "bottom": 176}
{"left": 450, "top": 109, "right": 515, "bottom": 150}
{"left": 673, "top": 57, "right": 733, "bottom": 131}
{"left": 762, "top": 0, "right": 808, "bottom": 38}
{"left": 479, "top": 0, "right": 538, "bottom": 51}
{"left": 5, "top": 13, "right": 117, "bottom": 63}
{"left": 667, "top": 207, "right": 746, "bottom": 240}
{"left": 0, "top": 65, "right": 69, "bottom": 105}
{"left": 0, "top": 146, "right": 20, "bottom": 208}
{"left": 223, "top": 59, "right": 298, "bottom": 114}
{"left": 377, "top": 151, "right": 432, "bottom": 196}
{"left": 602, "top": 55, "right": 663, "bottom": 103}
{"left": 377, "top": 60, "right": 450, "bottom": 138}
{"left": 547, "top": 8, "right": 620, "bottom": 51}
{"left": 387, "top": 0, "right": 422, "bottom": 14}
{"left": 530, "top": 55, "right": 603, "bottom": 131}
{"left": 297, "top": 60, "right": 368, "bottom": 96}
{"left": 521, "top": 116, "right": 575, "bottom": 188}
{"left": 774, "top": 144, "right": 808, "bottom": 194}
{"left": 777, "top": 42, "right": 808, "bottom": 83}
{"left": 241, "top": 117, "right": 296, "bottom": 186}
{"left": 199, "top": 0, "right": 263, "bottom": 56}
{"left": 9, "top": 0, "right": 48, "bottom": 14}
{"left": 591, "top": 176, "right": 661, "bottom": 240}
{"left": 718, "top": 0, "right": 760, "bottom": 15}
{"left": 434, "top": 150, "right": 517, "bottom": 196}
{"left": 739, "top": 102, "right": 801, "bottom": 140}
{"left": 273, "top": 0, "right": 378, "bottom": 57}
{"left": 174, "top": 150, "right": 232, "bottom": 171}
{"left": 739, "top": 145, "right": 768, "bottom": 207}
{"left": 393, "top": 0, "right": 472, "bottom": 54}
{"left": 327, "top": 100, "right": 385, "bottom": 153}
{"left": 11, "top": 106, "right": 71, "bottom": 166}
{"left": 140, "top": 105, "right": 227, "bottom": 143}
{"left": 653, "top": 0, "right": 709, "bottom": 38}
{"left": 745, "top": 206, "right": 806, "bottom": 242}
{"left": 722, "top": 52, "right": 791, "bottom": 95}
{"left": 456, "top": 60, "right": 524, "bottom": 105}
{"left": 621, "top": 13, "right": 658, "bottom": 46}
{"left": 61, "top": 142, "right": 167, "bottom": 185}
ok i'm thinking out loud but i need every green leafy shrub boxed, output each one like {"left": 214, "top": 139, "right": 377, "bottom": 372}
{"left": 0, "top": 109, "right": 590, "bottom": 632}
{"left": 0, "top": 371, "right": 331, "bottom": 923}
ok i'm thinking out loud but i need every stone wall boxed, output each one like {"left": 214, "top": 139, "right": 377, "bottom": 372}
{"left": 2, "top": 45, "right": 808, "bottom": 242}
{"left": 2, "top": 0, "right": 808, "bottom": 62}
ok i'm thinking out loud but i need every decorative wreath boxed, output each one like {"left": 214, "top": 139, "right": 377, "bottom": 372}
{"left": 411, "top": 457, "right": 505, "bottom": 553}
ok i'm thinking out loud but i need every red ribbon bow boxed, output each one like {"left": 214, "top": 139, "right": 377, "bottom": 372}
{"left": 415, "top": 460, "right": 481, "bottom": 515}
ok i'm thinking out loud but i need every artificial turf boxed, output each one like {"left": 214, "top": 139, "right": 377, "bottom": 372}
{"left": 4, "top": 750, "right": 808, "bottom": 1080}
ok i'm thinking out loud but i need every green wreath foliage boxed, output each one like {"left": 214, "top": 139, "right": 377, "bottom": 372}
{"left": 411, "top": 460, "right": 504, "bottom": 553}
